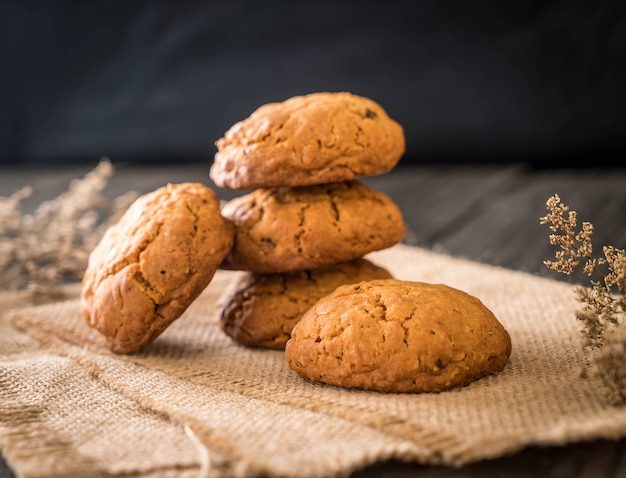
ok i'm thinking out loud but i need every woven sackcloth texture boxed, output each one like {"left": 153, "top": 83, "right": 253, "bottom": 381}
{"left": 2, "top": 243, "right": 626, "bottom": 478}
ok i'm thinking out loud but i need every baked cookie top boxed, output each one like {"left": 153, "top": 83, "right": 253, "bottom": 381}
{"left": 81, "top": 182, "right": 234, "bottom": 354}
{"left": 219, "top": 180, "right": 406, "bottom": 273}
{"left": 210, "top": 92, "right": 405, "bottom": 189}
{"left": 286, "top": 279, "right": 512, "bottom": 393}
{"left": 218, "top": 258, "right": 393, "bottom": 350}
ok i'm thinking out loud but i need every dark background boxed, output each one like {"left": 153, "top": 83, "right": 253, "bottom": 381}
{"left": 1, "top": 0, "right": 625, "bottom": 167}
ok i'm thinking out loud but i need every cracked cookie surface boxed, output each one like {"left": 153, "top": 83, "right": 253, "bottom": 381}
{"left": 209, "top": 92, "right": 405, "bottom": 189}
{"left": 218, "top": 259, "right": 393, "bottom": 350}
{"left": 81, "top": 182, "right": 235, "bottom": 354}
{"left": 219, "top": 180, "right": 406, "bottom": 273}
{"left": 286, "top": 279, "right": 512, "bottom": 393}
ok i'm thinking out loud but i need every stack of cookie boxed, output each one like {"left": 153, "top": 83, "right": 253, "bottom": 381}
{"left": 210, "top": 92, "right": 407, "bottom": 350}
{"left": 79, "top": 91, "right": 512, "bottom": 394}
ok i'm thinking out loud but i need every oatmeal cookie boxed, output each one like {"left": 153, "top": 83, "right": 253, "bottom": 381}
{"left": 218, "top": 259, "right": 393, "bottom": 350}
{"left": 210, "top": 92, "right": 405, "bottom": 189}
{"left": 219, "top": 180, "right": 406, "bottom": 273}
{"left": 286, "top": 279, "right": 512, "bottom": 393}
{"left": 81, "top": 182, "right": 234, "bottom": 354}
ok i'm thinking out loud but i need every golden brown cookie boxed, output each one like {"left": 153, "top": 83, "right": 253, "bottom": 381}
{"left": 81, "top": 182, "right": 234, "bottom": 354}
{"left": 220, "top": 180, "right": 406, "bottom": 273}
{"left": 210, "top": 92, "right": 405, "bottom": 189}
{"left": 286, "top": 279, "right": 512, "bottom": 393}
{"left": 218, "top": 259, "right": 393, "bottom": 350}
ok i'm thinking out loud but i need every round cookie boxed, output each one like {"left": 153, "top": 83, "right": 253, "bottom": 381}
{"left": 81, "top": 182, "right": 234, "bottom": 354}
{"left": 219, "top": 180, "right": 406, "bottom": 273}
{"left": 218, "top": 259, "right": 393, "bottom": 350}
{"left": 210, "top": 92, "right": 405, "bottom": 189}
{"left": 285, "top": 279, "right": 512, "bottom": 393}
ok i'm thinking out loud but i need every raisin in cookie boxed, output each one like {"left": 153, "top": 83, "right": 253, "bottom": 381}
{"left": 220, "top": 180, "right": 406, "bottom": 273}
{"left": 81, "top": 182, "right": 234, "bottom": 354}
{"left": 210, "top": 92, "right": 405, "bottom": 189}
{"left": 218, "top": 259, "right": 393, "bottom": 350}
{"left": 286, "top": 279, "right": 512, "bottom": 393}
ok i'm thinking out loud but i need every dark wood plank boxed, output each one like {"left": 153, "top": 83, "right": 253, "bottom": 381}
{"left": 428, "top": 167, "right": 626, "bottom": 283}
{"left": 363, "top": 164, "right": 527, "bottom": 249}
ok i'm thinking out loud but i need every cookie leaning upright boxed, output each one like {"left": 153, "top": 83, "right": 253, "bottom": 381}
{"left": 81, "top": 182, "right": 234, "bottom": 354}
{"left": 210, "top": 92, "right": 405, "bottom": 189}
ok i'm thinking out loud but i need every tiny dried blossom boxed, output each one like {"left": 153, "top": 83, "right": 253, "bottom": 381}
{"left": 574, "top": 282, "right": 620, "bottom": 348}
{"left": 0, "top": 158, "right": 137, "bottom": 291}
{"left": 605, "top": 245, "right": 626, "bottom": 299}
{"left": 595, "top": 325, "right": 626, "bottom": 404}
{"left": 541, "top": 194, "right": 626, "bottom": 405}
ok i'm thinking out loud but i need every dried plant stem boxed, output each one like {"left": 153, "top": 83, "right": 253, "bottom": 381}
{"left": 0, "top": 158, "right": 137, "bottom": 294}
{"left": 541, "top": 194, "right": 626, "bottom": 405}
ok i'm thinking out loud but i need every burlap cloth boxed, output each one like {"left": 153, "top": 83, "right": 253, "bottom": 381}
{"left": 2, "top": 244, "right": 626, "bottom": 478}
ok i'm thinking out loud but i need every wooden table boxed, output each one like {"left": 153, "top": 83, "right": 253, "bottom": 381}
{"left": 1, "top": 161, "right": 625, "bottom": 478}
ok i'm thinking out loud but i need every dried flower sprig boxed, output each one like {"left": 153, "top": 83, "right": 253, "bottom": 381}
{"left": 541, "top": 194, "right": 626, "bottom": 404}
{"left": 0, "top": 158, "right": 137, "bottom": 293}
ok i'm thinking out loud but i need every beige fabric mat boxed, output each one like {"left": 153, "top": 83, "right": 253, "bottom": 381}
{"left": 2, "top": 244, "right": 626, "bottom": 478}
